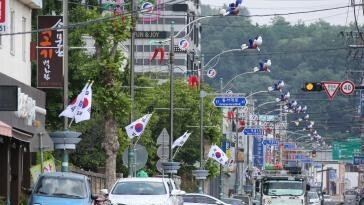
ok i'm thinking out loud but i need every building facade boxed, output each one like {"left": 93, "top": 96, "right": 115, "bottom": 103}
{"left": 0, "top": 0, "right": 45, "bottom": 204}
{"left": 125, "top": 0, "right": 201, "bottom": 75}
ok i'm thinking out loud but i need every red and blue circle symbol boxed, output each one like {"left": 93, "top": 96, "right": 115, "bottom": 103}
{"left": 134, "top": 123, "right": 144, "bottom": 132}
{"left": 215, "top": 151, "right": 222, "bottom": 159}
{"left": 141, "top": 2, "right": 154, "bottom": 14}
{"left": 178, "top": 39, "right": 190, "bottom": 51}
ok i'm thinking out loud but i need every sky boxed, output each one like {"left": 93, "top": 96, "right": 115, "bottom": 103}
{"left": 200, "top": 0, "right": 356, "bottom": 26}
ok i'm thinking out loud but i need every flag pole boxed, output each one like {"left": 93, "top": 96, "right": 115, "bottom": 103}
{"left": 172, "top": 147, "right": 181, "bottom": 160}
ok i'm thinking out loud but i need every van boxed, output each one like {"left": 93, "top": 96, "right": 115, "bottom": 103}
{"left": 28, "top": 172, "right": 96, "bottom": 205}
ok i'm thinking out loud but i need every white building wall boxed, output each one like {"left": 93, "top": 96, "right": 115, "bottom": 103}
{"left": 0, "top": 0, "right": 32, "bottom": 85}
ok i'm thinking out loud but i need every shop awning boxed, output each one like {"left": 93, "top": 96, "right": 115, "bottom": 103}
{"left": 0, "top": 121, "right": 12, "bottom": 137}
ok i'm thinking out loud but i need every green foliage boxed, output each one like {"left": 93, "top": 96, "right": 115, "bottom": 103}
{"left": 201, "top": 5, "right": 359, "bottom": 141}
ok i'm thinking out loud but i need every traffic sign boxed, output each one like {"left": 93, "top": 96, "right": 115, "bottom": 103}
{"left": 243, "top": 128, "right": 263, "bottom": 136}
{"left": 353, "top": 156, "right": 364, "bottom": 165}
{"left": 322, "top": 81, "right": 341, "bottom": 100}
{"left": 340, "top": 80, "right": 355, "bottom": 95}
{"left": 213, "top": 96, "right": 247, "bottom": 107}
{"left": 262, "top": 139, "right": 279, "bottom": 146}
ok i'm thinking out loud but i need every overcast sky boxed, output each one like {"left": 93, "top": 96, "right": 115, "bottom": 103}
{"left": 200, "top": 0, "right": 355, "bottom": 25}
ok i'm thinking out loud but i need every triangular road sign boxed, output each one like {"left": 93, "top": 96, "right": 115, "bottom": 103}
{"left": 322, "top": 81, "right": 341, "bottom": 100}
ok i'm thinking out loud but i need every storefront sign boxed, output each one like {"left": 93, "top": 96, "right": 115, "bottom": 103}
{"left": 135, "top": 31, "right": 168, "bottom": 39}
{"left": 16, "top": 88, "right": 36, "bottom": 126}
{"left": 0, "top": 0, "right": 8, "bottom": 33}
{"left": 37, "top": 16, "right": 64, "bottom": 88}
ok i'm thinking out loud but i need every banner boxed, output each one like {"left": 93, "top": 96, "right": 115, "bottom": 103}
{"left": 30, "top": 159, "right": 56, "bottom": 184}
{"left": 37, "top": 16, "right": 64, "bottom": 88}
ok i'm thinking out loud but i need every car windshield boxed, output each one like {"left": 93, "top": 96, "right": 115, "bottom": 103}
{"left": 308, "top": 192, "right": 319, "bottom": 199}
{"left": 112, "top": 181, "right": 167, "bottom": 195}
{"left": 263, "top": 180, "right": 304, "bottom": 196}
{"left": 34, "top": 176, "right": 87, "bottom": 198}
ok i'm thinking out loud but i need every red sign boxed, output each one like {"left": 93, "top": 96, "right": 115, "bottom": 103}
{"left": 0, "top": 0, "right": 6, "bottom": 23}
{"left": 322, "top": 81, "right": 341, "bottom": 100}
{"left": 340, "top": 80, "right": 355, "bottom": 95}
{"left": 37, "top": 16, "right": 64, "bottom": 88}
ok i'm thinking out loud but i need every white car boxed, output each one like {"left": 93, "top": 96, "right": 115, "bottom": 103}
{"left": 108, "top": 177, "right": 185, "bottom": 205}
{"left": 307, "top": 191, "right": 320, "bottom": 205}
{"left": 183, "top": 193, "right": 231, "bottom": 205}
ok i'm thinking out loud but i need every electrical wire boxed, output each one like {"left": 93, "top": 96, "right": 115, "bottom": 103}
{"left": 0, "top": 4, "right": 355, "bottom": 37}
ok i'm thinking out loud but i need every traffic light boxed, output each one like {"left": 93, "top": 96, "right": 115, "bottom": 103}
{"left": 312, "top": 150, "right": 316, "bottom": 158}
{"left": 302, "top": 82, "right": 323, "bottom": 91}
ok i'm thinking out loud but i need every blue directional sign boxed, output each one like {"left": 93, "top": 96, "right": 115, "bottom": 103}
{"left": 283, "top": 143, "right": 297, "bottom": 150}
{"left": 262, "top": 139, "right": 279, "bottom": 146}
{"left": 353, "top": 156, "right": 364, "bottom": 165}
{"left": 243, "top": 128, "right": 263, "bottom": 136}
{"left": 213, "top": 97, "right": 247, "bottom": 107}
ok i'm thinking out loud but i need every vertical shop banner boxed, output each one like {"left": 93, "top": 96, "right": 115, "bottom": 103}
{"left": 0, "top": 0, "right": 8, "bottom": 33}
{"left": 37, "top": 16, "right": 64, "bottom": 88}
{"left": 361, "top": 90, "right": 364, "bottom": 117}
{"left": 253, "top": 135, "right": 264, "bottom": 168}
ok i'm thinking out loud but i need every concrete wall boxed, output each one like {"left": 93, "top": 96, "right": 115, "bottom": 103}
{"left": 0, "top": 0, "right": 32, "bottom": 85}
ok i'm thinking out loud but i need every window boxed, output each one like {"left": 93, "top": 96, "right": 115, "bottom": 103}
{"left": 182, "top": 196, "right": 195, "bottom": 203}
{"left": 22, "top": 17, "right": 26, "bottom": 61}
{"left": 10, "top": 10, "right": 15, "bottom": 55}
{"left": 111, "top": 181, "right": 166, "bottom": 195}
{"left": 34, "top": 176, "right": 87, "bottom": 198}
{"left": 194, "top": 196, "right": 216, "bottom": 204}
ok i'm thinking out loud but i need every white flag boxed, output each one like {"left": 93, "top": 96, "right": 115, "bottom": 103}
{"left": 59, "top": 82, "right": 89, "bottom": 118}
{"left": 208, "top": 145, "right": 229, "bottom": 166}
{"left": 172, "top": 132, "right": 191, "bottom": 149}
{"left": 125, "top": 114, "right": 152, "bottom": 139}
{"left": 75, "top": 83, "right": 92, "bottom": 123}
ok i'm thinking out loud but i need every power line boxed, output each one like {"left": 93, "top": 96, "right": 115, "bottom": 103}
{"left": 0, "top": 4, "right": 356, "bottom": 37}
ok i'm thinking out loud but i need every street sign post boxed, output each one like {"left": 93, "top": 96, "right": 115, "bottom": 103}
{"left": 243, "top": 128, "right": 263, "bottom": 136}
{"left": 262, "top": 139, "right": 279, "bottom": 146}
{"left": 213, "top": 96, "right": 247, "bottom": 107}
{"left": 340, "top": 80, "right": 355, "bottom": 95}
{"left": 322, "top": 81, "right": 341, "bottom": 100}
{"left": 353, "top": 156, "right": 364, "bottom": 165}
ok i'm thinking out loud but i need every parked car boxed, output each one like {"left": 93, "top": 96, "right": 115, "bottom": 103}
{"left": 221, "top": 197, "right": 246, "bottom": 205}
{"left": 232, "top": 195, "right": 251, "bottom": 205}
{"left": 307, "top": 191, "right": 320, "bottom": 205}
{"left": 28, "top": 172, "right": 96, "bottom": 205}
{"left": 182, "top": 193, "right": 231, "bottom": 205}
{"left": 107, "top": 177, "right": 185, "bottom": 205}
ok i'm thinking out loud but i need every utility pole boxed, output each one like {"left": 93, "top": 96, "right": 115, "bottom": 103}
{"left": 61, "top": 0, "right": 69, "bottom": 173}
{"left": 234, "top": 107, "right": 240, "bottom": 194}
{"left": 128, "top": 0, "right": 136, "bottom": 177}
{"left": 169, "top": 21, "right": 175, "bottom": 161}
{"left": 219, "top": 78, "right": 224, "bottom": 199}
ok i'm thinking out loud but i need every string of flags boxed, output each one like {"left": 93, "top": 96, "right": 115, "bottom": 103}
{"left": 59, "top": 80, "right": 93, "bottom": 124}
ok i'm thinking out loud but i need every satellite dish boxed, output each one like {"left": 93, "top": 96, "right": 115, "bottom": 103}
{"left": 122, "top": 144, "right": 148, "bottom": 171}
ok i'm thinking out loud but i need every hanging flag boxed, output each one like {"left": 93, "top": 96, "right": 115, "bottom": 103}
{"left": 59, "top": 82, "right": 89, "bottom": 119}
{"left": 75, "top": 82, "right": 93, "bottom": 123}
{"left": 125, "top": 114, "right": 152, "bottom": 139}
{"left": 208, "top": 145, "right": 229, "bottom": 166}
{"left": 172, "top": 131, "right": 191, "bottom": 149}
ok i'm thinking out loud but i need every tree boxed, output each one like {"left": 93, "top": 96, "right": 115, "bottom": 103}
{"left": 68, "top": 6, "right": 132, "bottom": 188}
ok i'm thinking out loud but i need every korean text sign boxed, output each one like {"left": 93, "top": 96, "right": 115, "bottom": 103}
{"left": 37, "top": 16, "right": 63, "bottom": 88}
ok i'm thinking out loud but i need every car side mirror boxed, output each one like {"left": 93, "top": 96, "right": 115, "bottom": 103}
{"left": 91, "top": 194, "right": 98, "bottom": 200}
{"left": 23, "top": 187, "right": 33, "bottom": 195}
{"left": 100, "top": 189, "right": 109, "bottom": 196}
{"left": 306, "top": 184, "right": 311, "bottom": 191}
